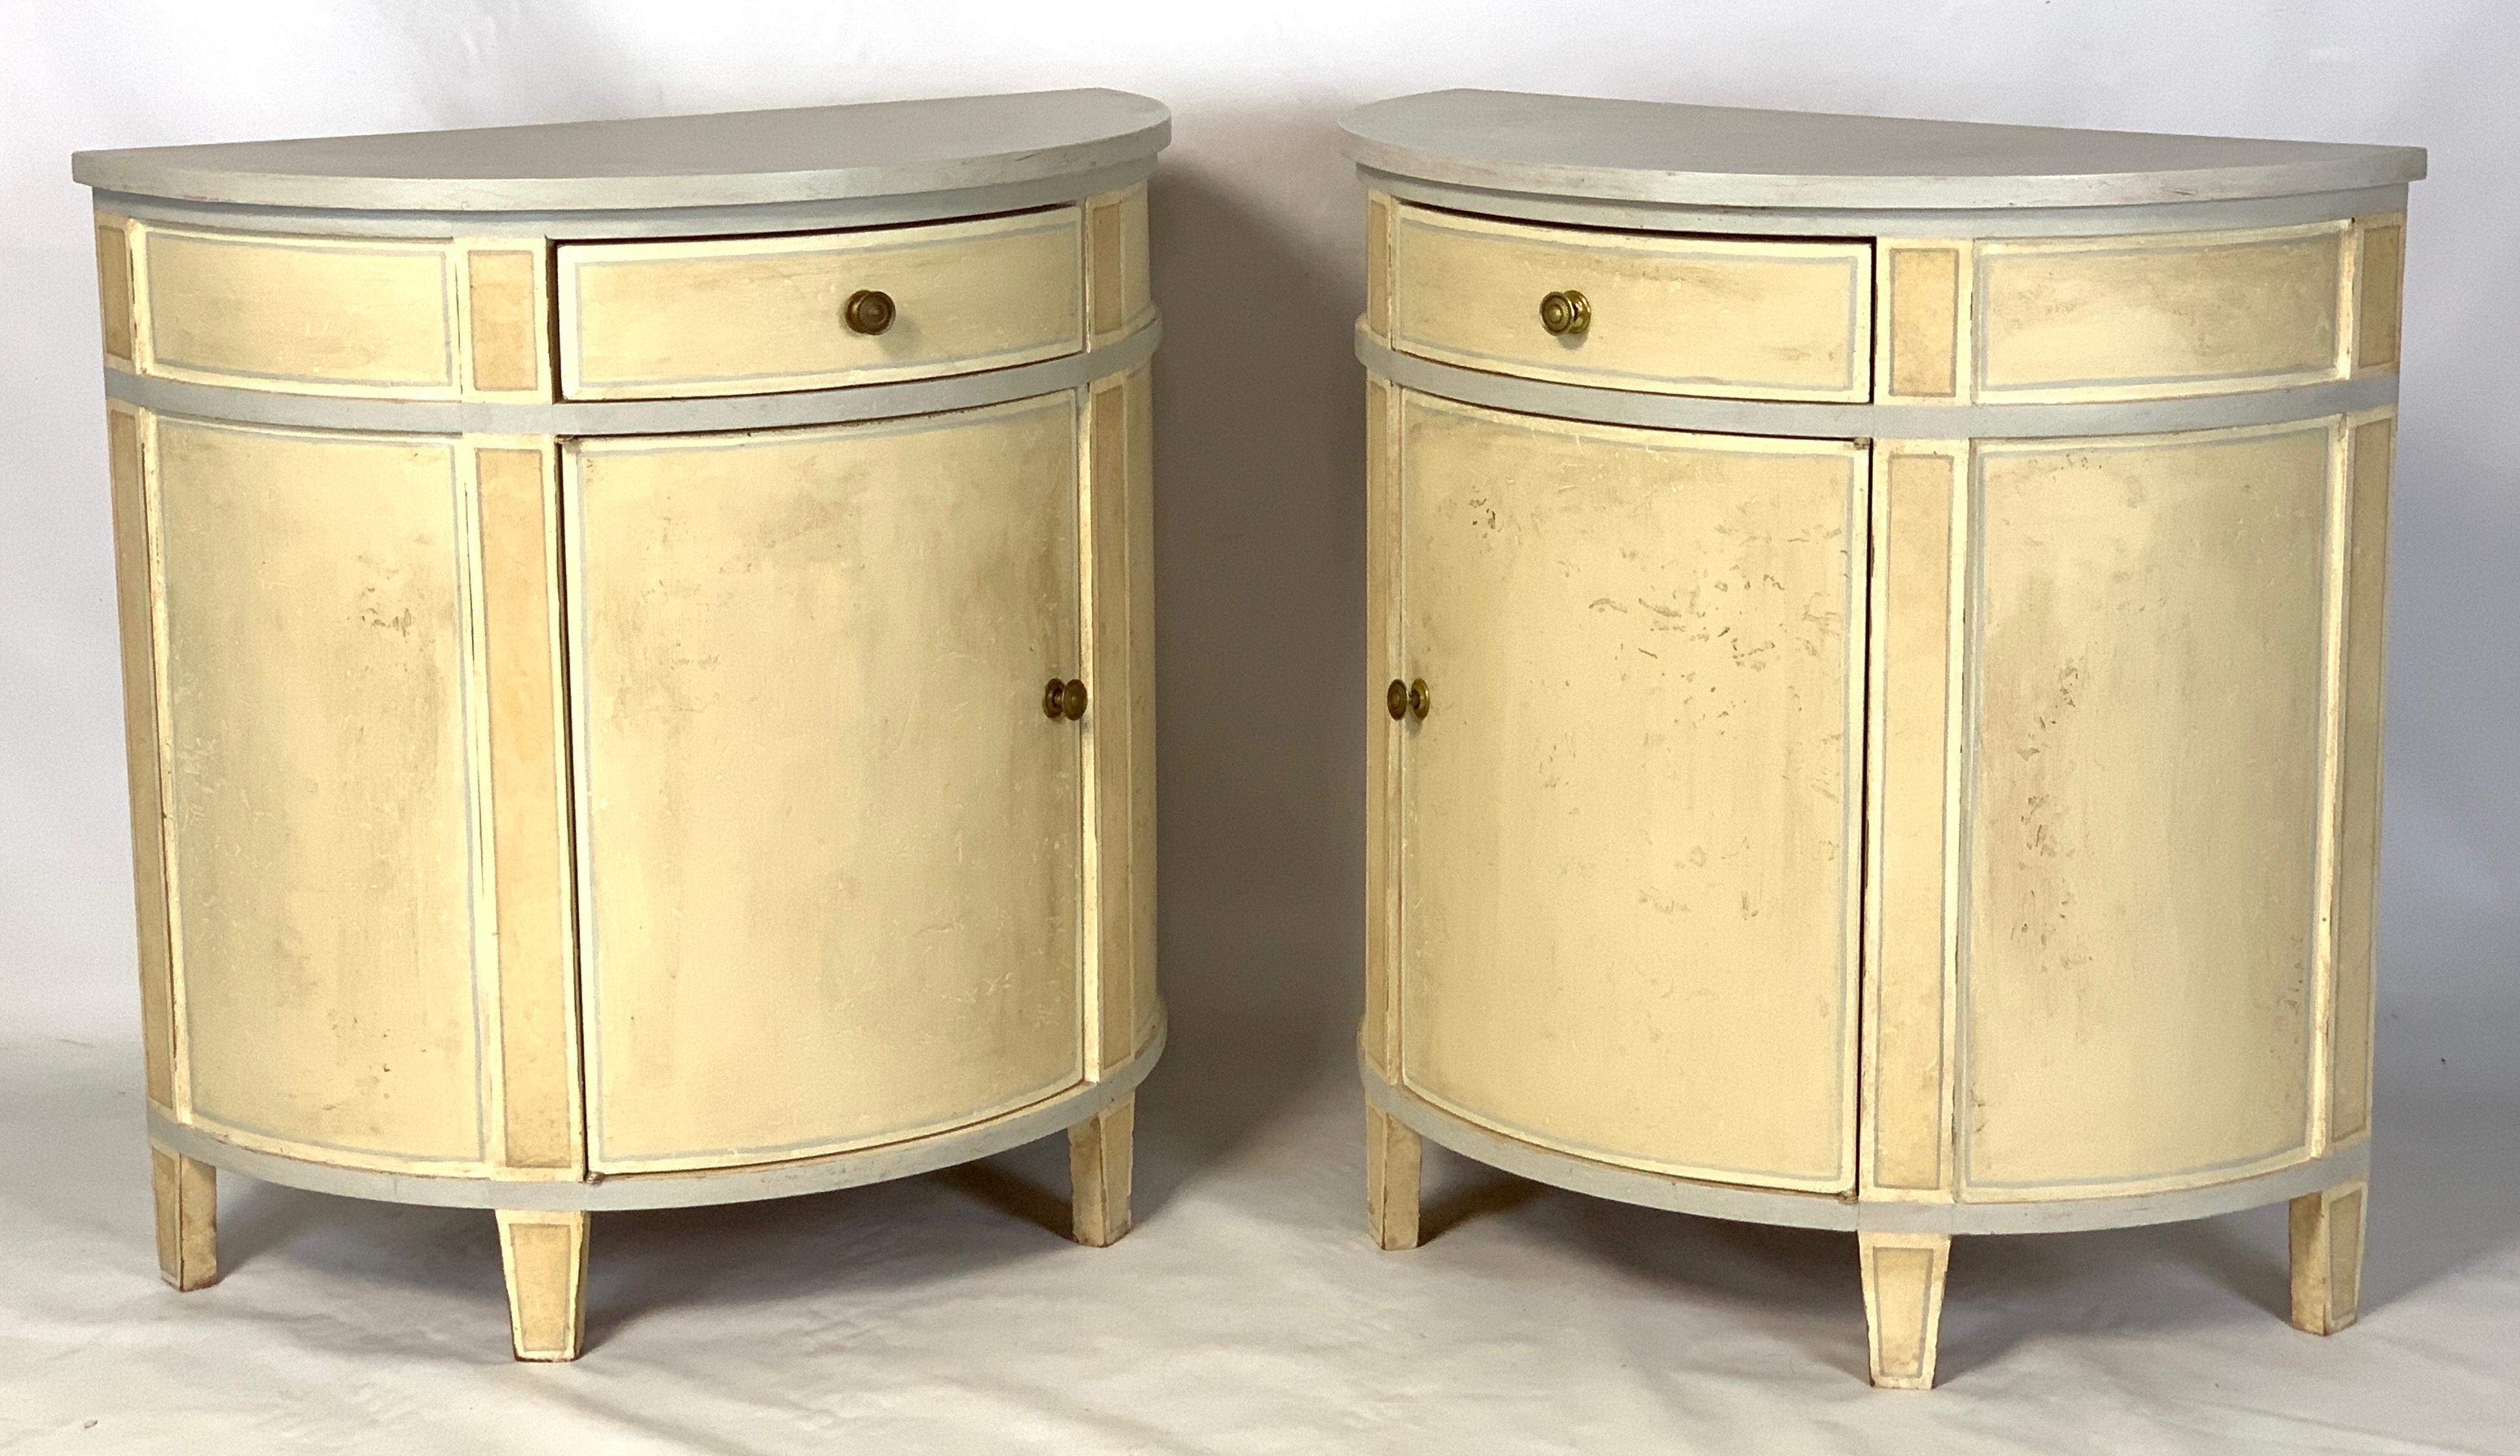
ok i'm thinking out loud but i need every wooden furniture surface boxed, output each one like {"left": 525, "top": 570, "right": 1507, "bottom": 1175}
{"left": 81, "top": 90, "right": 1167, "bottom": 1361}
{"left": 1347, "top": 91, "right": 2420, "bottom": 1389}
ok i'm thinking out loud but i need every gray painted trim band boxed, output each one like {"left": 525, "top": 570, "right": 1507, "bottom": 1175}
{"left": 1363, "top": 1067, "right": 1858, "bottom": 1231}
{"left": 93, "top": 159, "right": 1157, "bottom": 241}
{"left": 149, "top": 1020, "right": 1162, "bottom": 1213}
{"left": 1357, "top": 331, "right": 2397, "bottom": 440}
{"left": 107, "top": 320, "right": 1159, "bottom": 437}
{"left": 1364, "top": 1065, "right": 2369, "bottom": 1238}
{"left": 1361, "top": 172, "right": 2408, "bottom": 240}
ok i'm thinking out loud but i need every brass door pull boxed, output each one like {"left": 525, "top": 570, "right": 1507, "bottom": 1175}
{"left": 1538, "top": 289, "right": 1590, "bottom": 336}
{"left": 1044, "top": 678, "right": 1088, "bottom": 721}
{"left": 1385, "top": 678, "right": 1429, "bottom": 721}
{"left": 843, "top": 289, "right": 896, "bottom": 335}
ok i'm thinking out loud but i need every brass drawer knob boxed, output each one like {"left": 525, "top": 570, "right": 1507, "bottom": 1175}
{"left": 843, "top": 289, "right": 896, "bottom": 335}
{"left": 1386, "top": 678, "right": 1429, "bottom": 721}
{"left": 1044, "top": 677, "right": 1088, "bottom": 721}
{"left": 1538, "top": 289, "right": 1590, "bottom": 336}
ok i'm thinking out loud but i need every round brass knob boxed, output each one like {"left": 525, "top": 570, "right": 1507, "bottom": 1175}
{"left": 1538, "top": 289, "right": 1591, "bottom": 337}
{"left": 1388, "top": 678, "right": 1429, "bottom": 721}
{"left": 843, "top": 289, "right": 896, "bottom": 335}
{"left": 1408, "top": 679, "right": 1430, "bottom": 720}
{"left": 1044, "top": 677, "right": 1088, "bottom": 721}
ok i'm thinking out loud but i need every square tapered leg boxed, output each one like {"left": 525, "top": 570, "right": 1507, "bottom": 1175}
{"left": 1069, "top": 1093, "right": 1135, "bottom": 1247}
{"left": 495, "top": 1209, "right": 590, "bottom": 1362}
{"left": 149, "top": 1147, "right": 218, "bottom": 1291}
{"left": 1860, "top": 1231, "right": 1950, "bottom": 1389}
{"left": 1365, "top": 1103, "right": 1422, "bottom": 1251}
{"left": 2289, "top": 1179, "right": 2368, "bottom": 1335}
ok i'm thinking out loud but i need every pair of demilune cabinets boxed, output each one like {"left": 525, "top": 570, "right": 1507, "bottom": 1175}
{"left": 76, "top": 88, "right": 2419, "bottom": 1387}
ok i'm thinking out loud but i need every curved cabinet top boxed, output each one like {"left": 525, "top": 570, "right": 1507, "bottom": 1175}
{"left": 1341, "top": 89, "right": 2423, "bottom": 211}
{"left": 73, "top": 88, "right": 1170, "bottom": 214}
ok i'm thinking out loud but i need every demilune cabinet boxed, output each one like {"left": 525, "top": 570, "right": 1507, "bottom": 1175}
{"left": 1347, "top": 90, "right": 2421, "bottom": 1388}
{"left": 78, "top": 90, "right": 1167, "bottom": 1361}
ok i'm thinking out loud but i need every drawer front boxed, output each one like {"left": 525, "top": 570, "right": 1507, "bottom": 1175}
{"left": 557, "top": 209, "right": 1084, "bottom": 400}
{"left": 1973, "top": 223, "right": 2354, "bottom": 402}
{"left": 1387, "top": 205, "right": 1873, "bottom": 402}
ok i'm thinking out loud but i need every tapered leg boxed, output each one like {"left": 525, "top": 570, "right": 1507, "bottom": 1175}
{"left": 1068, "top": 1093, "right": 1135, "bottom": 1248}
{"left": 1365, "top": 1103, "right": 1422, "bottom": 1251}
{"left": 2289, "top": 1178, "right": 2368, "bottom": 1335}
{"left": 149, "top": 1147, "right": 218, "bottom": 1291}
{"left": 1860, "top": 1231, "right": 1950, "bottom": 1389}
{"left": 495, "top": 1209, "right": 590, "bottom": 1362}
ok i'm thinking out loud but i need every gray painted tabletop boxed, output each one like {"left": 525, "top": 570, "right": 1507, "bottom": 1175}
{"left": 72, "top": 88, "right": 1170, "bottom": 212}
{"left": 1341, "top": 90, "right": 2425, "bottom": 210}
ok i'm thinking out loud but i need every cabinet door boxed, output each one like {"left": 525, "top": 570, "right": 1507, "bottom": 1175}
{"left": 1954, "top": 420, "right": 2345, "bottom": 1200}
{"left": 568, "top": 394, "right": 1085, "bottom": 1174}
{"left": 1393, "top": 392, "right": 1867, "bottom": 1193}
{"left": 145, "top": 416, "right": 491, "bottom": 1171}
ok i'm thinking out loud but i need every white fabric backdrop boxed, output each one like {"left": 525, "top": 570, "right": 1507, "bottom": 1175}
{"left": 3, "top": 3, "right": 2514, "bottom": 1450}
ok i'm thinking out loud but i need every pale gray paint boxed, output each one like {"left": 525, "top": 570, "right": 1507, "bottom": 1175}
{"left": 1358, "top": 333, "right": 2398, "bottom": 441}
{"left": 74, "top": 88, "right": 1169, "bottom": 212}
{"left": 90, "top": 157, "right": 1156, "bottom": 240}
{"left": 148, "top": 1023, "right": 1161, "bottom": 1213}
{"left": 1365, "top": 1065, "right": 2369, "bottom": 1238}
{"left": 1343, "top": 90, "right": 2424, "bottom": 210}
{"left": 107, "top": 320, "right": 1159, "bottom": 437}
{"left": 1368, "top": 174, "right": 2408, "bottom": 241}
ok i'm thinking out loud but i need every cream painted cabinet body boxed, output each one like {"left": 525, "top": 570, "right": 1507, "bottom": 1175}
{"left": 79, "top": 90, "right": 1168, "bottom": 1360}
{"left": 1347, "top": 90, "right": 2421, "bottom": 1388}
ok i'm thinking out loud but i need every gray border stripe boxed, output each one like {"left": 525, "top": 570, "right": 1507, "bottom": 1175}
{"left": 107, "top": 320, "right": 1158, "bottom": 437}
{"left": 93, "top": 159, "right": 1157, "bottom": 241}
{"left": 148, "top": 1019, "right": 1162, "bottom": 1212}
{"left": 1363, "top": 1061, "right": 2367, "bottom": 1237}
{"left": 1361, "top": 173, "right": 2408, "bottom": 241}
{"left": 1358, "top": 331, "right": 2396, "bottom": 440}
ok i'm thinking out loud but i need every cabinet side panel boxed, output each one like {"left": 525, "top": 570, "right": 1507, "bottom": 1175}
{"left": 96, "top": 216, "right": 136, "bottom": 367}
{"left": 156, "top": 418, "right": 487, "bottom": 1167}
{"left": 2350, "top": 218, "right": 2405, "bottom": 375}
{"left": 1961, "top": 424, "right": 2331, "bottom": 1197}
{"left": 477, "top": 443, "right": 582, "bottom": 1173}
{"left": 1086, "top": 380, "right": 1135, "bottom": 1069}
{"left": 1398, "top": 396, "right": 1864, "bottom": 1191}
{"left": 1864, "top": 446, "right": 1962, "bottom": 1195}
{"left": 108, "top": 404, "right": 175, "bottom": 1109}
{"left": 1361, "top": 376, "right": 1401, "bottom": 1077}
{"left": 573, "top": 398, "right": 1086, "bottom": 1171}
{"left": 1124, "top": 365, "right": 1160, "bottom": 1049}
{"left": 1084, "top": 185, "right": 1153, "bottom": 346}
{"left": 2329, "top": 415, "right": 2393, "bottom": 1142}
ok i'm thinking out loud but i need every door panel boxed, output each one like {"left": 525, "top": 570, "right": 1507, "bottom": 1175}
{"left": 1957, "top": 422, "right": 2335, "bottom": 1198}
{"left": 151, "top": 416, "right": 489, "bottom": 1168}
{"left": 1396, "top": 393, "right": 1866, "bottom": 1193}
{"left": 569, "top": 394, "right": 1086, "bottom": 1173}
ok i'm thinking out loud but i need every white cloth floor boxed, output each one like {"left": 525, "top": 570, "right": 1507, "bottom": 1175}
{"left": 3, "top": 1020, "right": 2514, "bottom": 1454}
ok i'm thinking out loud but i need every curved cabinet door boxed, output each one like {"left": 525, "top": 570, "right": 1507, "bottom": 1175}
{"left": 567, "top": 394, "right": 1086, "bottom": 1174}
{"left": 146, "top": 416, "right": 492, "bottom": 1171}
{"left": 1954, "top": 420, "right": 2353, "bottom": 1201}
{"left": 1392, "top": 392, "right": 1867, "bottom": 1193}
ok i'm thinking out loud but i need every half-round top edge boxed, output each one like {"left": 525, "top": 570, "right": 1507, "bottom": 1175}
{"left": 1339, "top": 91, "right": 2425, "bottom": 212}
{"left": 73, "top": 89, "right": 1172, "bottom": 214}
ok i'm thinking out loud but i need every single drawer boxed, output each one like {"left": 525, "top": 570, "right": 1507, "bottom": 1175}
{"left": 1385, "top": 205, "right": 1873, "bottom": 402}
{"left": 556, "top": 209, "right": 1084, "bottom": 400}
